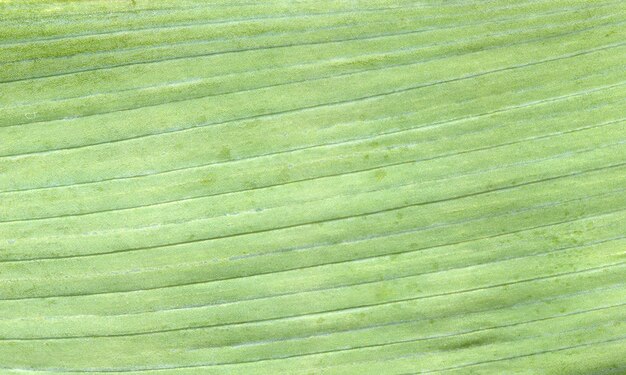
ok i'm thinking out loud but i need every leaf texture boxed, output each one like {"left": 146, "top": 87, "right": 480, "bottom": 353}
{"left": 0, "top": 0, "right": 625, "bottom": 373}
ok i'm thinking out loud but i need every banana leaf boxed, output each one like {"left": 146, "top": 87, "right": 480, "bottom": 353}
{"left": 0, "top": 0, "right": 625, "bottom": 373}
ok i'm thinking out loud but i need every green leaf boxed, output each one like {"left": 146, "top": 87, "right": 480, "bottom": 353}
{"left": 1, "top": 0, "right": 625, "bottom": 373}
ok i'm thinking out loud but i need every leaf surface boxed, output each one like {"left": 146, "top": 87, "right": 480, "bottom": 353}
{"left": 0, "top": 0, "right": 625, "bottom": 373}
